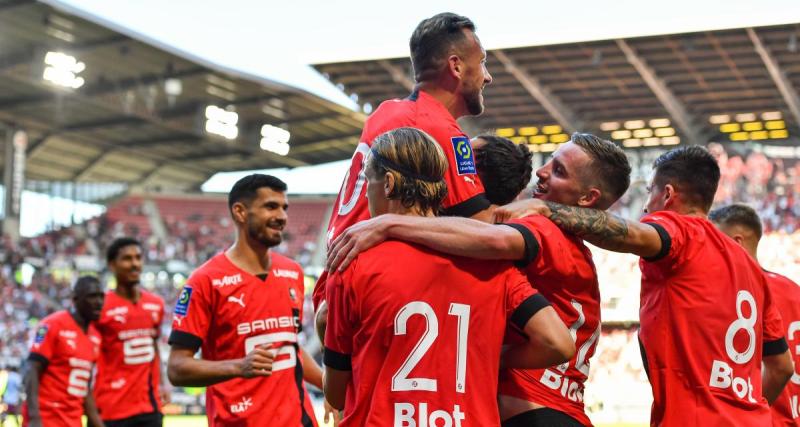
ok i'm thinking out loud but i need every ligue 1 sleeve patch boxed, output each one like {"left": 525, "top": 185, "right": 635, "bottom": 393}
{"left": 34, "top": 324, "right": 48, "bottom": 344}
{"left": 174, "top": 287, "right": 193, "bottom": 316}
{"left": 451, "top": 136, "right": 477, "bottom": 175}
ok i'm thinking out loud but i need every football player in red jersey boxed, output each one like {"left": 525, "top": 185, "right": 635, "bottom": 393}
{"left": 328, "top": 133, "right": 631, "bottom": 426}
{"left": 167, "top": 174, "right": 334, "bottom": 427}
{"left": 93, "top": 237, "right": 166, "bottom": 427}
{"left": 493, "top": 146, "right": 794, "bottom": 426}
{"left": 22, "top": 276, "right": 105, "bottom": 427}
{"left": 323, "top": 127, "right": 575, "bottom": 426}
{"left": 710, "top": 204, "right": 800, "bottom": 426}
{"left": 314, "top": 12, "right": 495, "bottom": 336}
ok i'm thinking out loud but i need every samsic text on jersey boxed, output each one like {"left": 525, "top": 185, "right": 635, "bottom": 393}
{"left": 168, "top": 253, "right": 316, "bottom": 427}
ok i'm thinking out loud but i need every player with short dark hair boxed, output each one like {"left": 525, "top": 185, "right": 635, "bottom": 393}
{"left": 94, "top": 237, "right": 167, "bottom": 427}
{"left": 167, "top": 174, "right": 331, "bottom": 426}
{"left": 328, "top": 132, "right": 630, "bottom": 426}
{"left": 323, "top": 127, "right": 574, "bottom": 426}
{"left": 493, "top": 145, "right": 794, "bottom": 426}
{"left": 710, "top": 204, "right": 800, "bottom": 426}
{"left": 313, "top": 12, "right": 495, "bottom": 334}
{"left": 473, "top": 135, "right": 533, "bottom": 205}
{"left": 23, "top": 276, "right": 104, "bottom": 427}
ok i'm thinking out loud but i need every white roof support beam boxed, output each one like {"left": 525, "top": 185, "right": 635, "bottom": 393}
{"left": 747, "top": 28, "right": 800, "bottom": 128}
{"left": 616, "top": 39, "right": 704, "bottom": 145}
{"left": 493, "top": 50, "right": 584, "bottom": 134}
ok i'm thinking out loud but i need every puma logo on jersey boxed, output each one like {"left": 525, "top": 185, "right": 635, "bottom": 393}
{"left": 228, "top": 293, "right": 245, "bottom": 308}
{"left": 273, "top": 269, "right": 299, "bottom": 280}
{"left": 111, "top": 378, "right": 126, "bottom": 389}
{"left": 113, "top": 315, "right": 126, "bottom": 324}
{"left": 213, "top": 274, "right": 243, "bottom": 287}
{"left": 173, "top": 315, "right": 183, "bottom": 326}
{"left": 463, "top": 176, "right": 476, "bottom": 186}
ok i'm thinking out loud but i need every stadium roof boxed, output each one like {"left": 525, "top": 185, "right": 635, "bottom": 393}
{"left": 0, "top": 0, "right": 365, "bottom": 191}
{"left": 315, "top": 23, "right": 800, "bottom": 152}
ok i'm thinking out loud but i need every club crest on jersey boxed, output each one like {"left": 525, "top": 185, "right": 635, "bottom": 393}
{"left": 451, "top": 136, "right": 476, "bottom": 175}
{"left": 34, "top": 325, "right": 48, "bottom": 344}
{"left": 174, "top": 287, "right": 192, "bottom": 316}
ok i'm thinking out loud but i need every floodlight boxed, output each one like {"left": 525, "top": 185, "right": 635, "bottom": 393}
{"left": 600, "top": 122, "right": 620, "bottom": 131}
{"left": 260, "top": 124, "right": 291, "bottom": 156}
{"left": 42, "top": 51, "right": 85, "bottom": 89}
{"left": 205, "top": 105, "right": 239, "bottom": 140}
{"left": 709, "top": 114, "right": 730, "bottom": 124}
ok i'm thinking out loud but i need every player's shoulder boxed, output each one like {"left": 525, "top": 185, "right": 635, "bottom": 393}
{"left": 641, "top": 209, "right": 684, "bottom": 225}
{"left": 140, "top": 289, "right": 166, "bottom": 307}
{"left": 764, "top": 270, "right": 800, "bottom": 294}
{"left": 40, "top": 309, "right": 70, "bottom": 326}
{"left": 187, "top": 253, "right": 226, "bottom": 284}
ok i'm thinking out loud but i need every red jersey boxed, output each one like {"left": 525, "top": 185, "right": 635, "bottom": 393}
{"left": 313, "top": 90, "right": 490, "bottom": 309}
{"left": 168, "top": 252, "right": 317, "bottom": 427}
{"left": 23, "top": 310, "right": 100, "bottom": 427}
{"left": 764, "top": 271, "right": 800, "bottom": 426}
{"left": 497, "top": 216, "right": 600, "bottom": 426}
{"left": 94, "top": 290, "right": 165, "bottom": 421}
{"left": 638, "top": 211, "right": 786, "bottom": 427}
{"left": 324, "top": 241, "right": 549, "bottom": 427}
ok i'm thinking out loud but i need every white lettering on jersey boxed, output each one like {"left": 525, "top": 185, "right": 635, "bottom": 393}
{"left": 59, "top": 330, "right": 77, "bottom": 339}
{"left": 106, "top": 306, "right": 128, "bottom": 317}
{"left": 227, "top": 293, "right": 246, "bottom": 308}
{"left": 142, "top": 303, "right": 161, "bottom": 312}
{"left": 212, "top": 274, "right": 243, "bottom": 288}
{"left": 118, "top": 328, "right": 156, "bottom": 340}
{"left": 272, "top": 269, "right": 299, "bottom": 280}
{"left": 230, "top": 396, "right": 253, "bottom": 414}
{"left": 237, "top": 316, "right": 299, "bottom": 335}
{"left": 394, "top": 402, "right": 466, "bottom": 427}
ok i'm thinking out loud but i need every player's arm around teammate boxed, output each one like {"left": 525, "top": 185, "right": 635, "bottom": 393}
{"left": 167, "top": 342, "right": 275, "bottom": 387}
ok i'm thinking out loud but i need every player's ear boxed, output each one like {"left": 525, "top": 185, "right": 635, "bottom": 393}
{"left": 230, "top": 201, "right": 247, "bottom": 224}
{"left": 448, "top": 54, "right": 463, "bottom": 79}
{"left": 663, "top": 184, "right": 676, "bottom": 208}
{"left": 384, "top": 172, "right": 395, "bottom": 197}
{"left": 578, "top": 187, "right": 602, "bottom": 208}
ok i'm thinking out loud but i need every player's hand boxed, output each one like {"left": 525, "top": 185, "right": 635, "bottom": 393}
{"left": 160, "top": 386, "right": 171, "bottom": 405}
{"left": 323, "top": 399, "right": 341, "bottom": 426}
{"left": 239, "top": 346, "right": 276, "bottom": 378}
{"left": 493, "top": 199, "right": 550, "bottom": 223}
{"left": 327, "top": 215, "right": 391, "bottom": 272}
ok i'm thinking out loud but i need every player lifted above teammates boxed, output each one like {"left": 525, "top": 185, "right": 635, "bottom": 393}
{"left": 167, "top": 174, "right": 333, "bottom": 426}
{"left": 314, "top": 11, "right": 495, "bottom": 329}
{"left": 709, "top": 204, "right": 800, "bottom": 426}
{"left": 493, "top": 146, "right": 793, "bottom": 426}
{"left": 23, "top": 276, "right": 104, "bottom": 427}
{"left": 323, "top": 127, "right": 575, "bottom": 426}
{"left": 94, "top": 238, "right": 167, "bottom": 427}
{"left": 329, "top": 133, "right": 632, "bottom": 426}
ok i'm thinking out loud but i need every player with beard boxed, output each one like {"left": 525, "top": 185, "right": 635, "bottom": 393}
{"left": 314, "top": 12, "right": 495, "bottom": 336}
{"left": 23, "top": 276, "right": 104, "bottom": 427}
{"left": 492, "top": 146, "right": 794, "bottom": 426}
{"left": 328, "top": 133, "right": 631, "bottom": 426}
{"left": 167, "top": 174, "right": 333, "bottom": 427}
{"left": 709, "top": 204, "right": 800, "bottom": 427}
{"left": 94, "top": 238, "right": 167, "bottom": 427}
